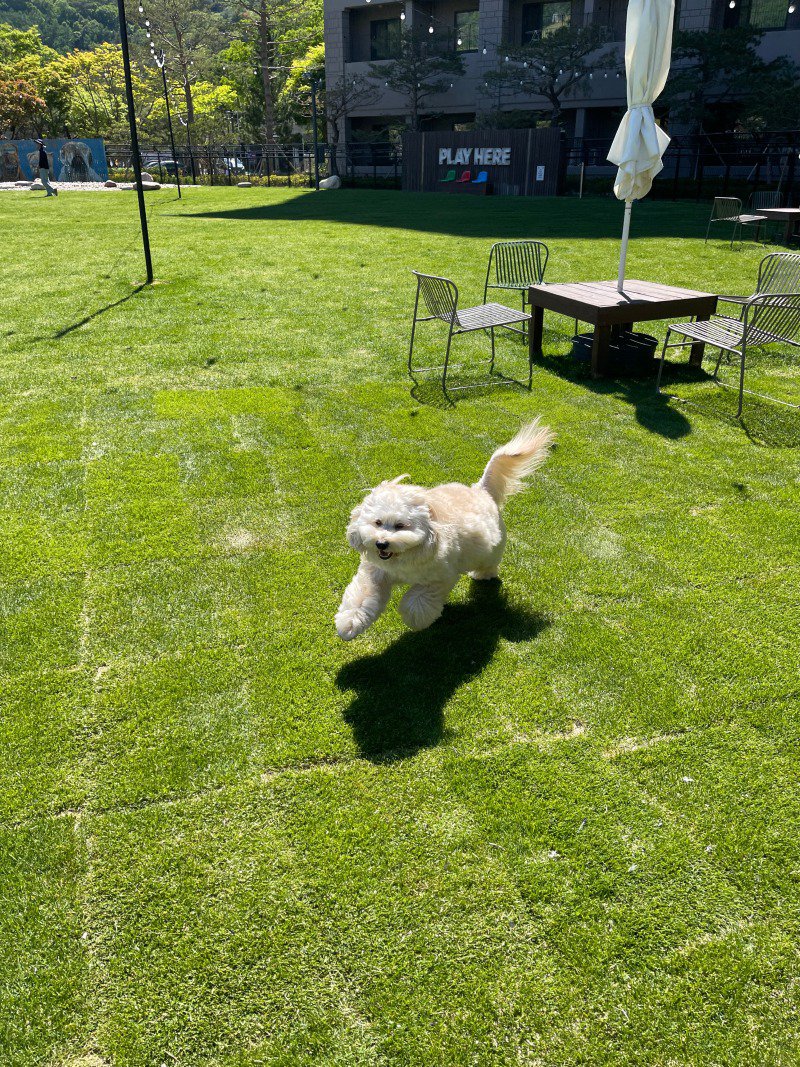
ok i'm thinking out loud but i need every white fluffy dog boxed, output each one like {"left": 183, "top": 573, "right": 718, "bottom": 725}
{"left": 335, "top": 419, "right": 554, "bottom": 640}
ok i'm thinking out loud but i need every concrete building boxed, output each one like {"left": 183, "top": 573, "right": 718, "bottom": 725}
{"left": 323, "top": 0, "right": 800, "bottom": 143}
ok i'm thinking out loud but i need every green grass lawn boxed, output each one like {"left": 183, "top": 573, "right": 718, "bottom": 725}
{"left": 1, "top": 184, "right": 799, "bottom": 1067}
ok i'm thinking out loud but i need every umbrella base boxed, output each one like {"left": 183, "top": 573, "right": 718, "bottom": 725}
{"left": 571, "top": 330, "right": 659, "bottom": 377}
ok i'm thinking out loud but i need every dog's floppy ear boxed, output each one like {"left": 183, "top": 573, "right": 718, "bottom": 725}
{"left": 346, "top": 503, "right": 363, "bottom": 550}
{"left": 423, "top": 497, "right": 439, "bottom": 549}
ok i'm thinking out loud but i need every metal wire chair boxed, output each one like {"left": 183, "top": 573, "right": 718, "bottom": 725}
{"left": 483, "top": 241, "right": 549, "bottom": 336}
{"left": 705, "top": 197, "right": 766, "bottom": 247}
{"left": 749, "top": 190, "right": 782, "bottom": 241}
{"left": 409, "top": 270, "right": 532, "bottom": 403}
{"left": 657, "top": 291, "right": 800, "bottom": 416}
{"left": 719, "top": 252, "right": 800, "bottom": 317}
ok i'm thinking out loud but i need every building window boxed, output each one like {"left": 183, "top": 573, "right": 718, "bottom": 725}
{"left": 723, "top": 0, "right": 798, "bottom": 28}
{"left": 370, "top": 18, "right": 401, "bottom": 60}
{"left": 521, "top": 1, "right": 571, "bottom": 42}
{"left": 454, "top": 10, "right": 479, "bottom": 50}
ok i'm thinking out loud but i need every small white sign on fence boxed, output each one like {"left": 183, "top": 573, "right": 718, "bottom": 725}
{"left": 536, "top": 165, "right": 545, "bottom": 182}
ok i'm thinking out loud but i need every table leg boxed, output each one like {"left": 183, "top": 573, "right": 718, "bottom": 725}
{"left": 530, "top": 305, "right": 544, "bottom": 360}
{"left": 689, "top": 313, "right": 710, "bottom": 367}
{"left": 591, "top": 323, "right": 612, "bottom": 377}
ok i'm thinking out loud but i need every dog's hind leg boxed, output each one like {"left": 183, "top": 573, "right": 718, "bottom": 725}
{"left": 399, "top": 580, "right": 456, "bottom": 632}
{"left": 335, "top": 562, "right": 393, "bottom": 641}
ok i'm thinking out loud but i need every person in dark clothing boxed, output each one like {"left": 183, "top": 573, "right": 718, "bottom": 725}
{"left": 36, "top": 139, "right": 57, "bottom": 196}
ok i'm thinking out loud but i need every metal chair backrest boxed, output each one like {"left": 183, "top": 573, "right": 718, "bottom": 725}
{"left": 489, "top": 240, "right": 549, "bottom": 287}
{"left": 750, "top": 190, "right": 781, "bottom": 211}
{"left": 756, "top": 252, "right": 800, "bottom": 294}
{"left": 412, "top": 271, "right": 458, "bottom": 324}
{"left": 710, "top": 197, "right": 742, "bottom": 222}
{"left": 749, "top": 292, "right": 800, "bottom": 340}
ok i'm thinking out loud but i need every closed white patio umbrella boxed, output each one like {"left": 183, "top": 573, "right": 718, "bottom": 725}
{"left": 607, "top": 0, "right": 675, "bottom": 293}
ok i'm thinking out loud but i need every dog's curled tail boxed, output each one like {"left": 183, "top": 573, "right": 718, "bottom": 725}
{"left": 478, "top": 418, "right": 554, "bottom": 506}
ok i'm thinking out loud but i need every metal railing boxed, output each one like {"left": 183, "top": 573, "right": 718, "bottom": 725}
{"left": 105, "top": 140, "right": 403, "bottom": 189}
{"left": 107, "top": 131, "right": 800, "bottom": 202}
{"left": 565, "top": 131, "right": 800, "bottom": 202}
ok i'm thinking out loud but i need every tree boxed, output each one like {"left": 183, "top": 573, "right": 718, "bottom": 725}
{"left": 59, "top": 43, "right": 135, "bottom": 138}
{"left": 0, "top": 22, "right": 73, "bottom": 134}
{"left": 323, "top": 74, "right": 379, "bottom": 171}
{"left": 139, "top": 0, "right": 224, "bottom": 125}
{"left": 369, "top": 27, "right": 463, "bottom": 132}
{"left": 226, "top": 0, "right": 321, "bottom": 145}
{"left": 740, "top": 60, "right": 800, "bottom": 133}
{"left": 663, "top": 28, "right": 798, "bottom": 134}
{"left": 484, "top": 25, "right": 617, "bottom": 128}
{"left": 0, "top": 1, "right": 120, "bottom": 51}
{"left": 0, "top": 75, "right": 44, "bottom": 136}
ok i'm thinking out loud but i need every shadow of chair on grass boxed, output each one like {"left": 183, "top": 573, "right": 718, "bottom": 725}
{"left": 660, "top": 373, "right": 800, "bottom": 448}
{"left": 336, "top": 581, "right": 550, "bottom": 763}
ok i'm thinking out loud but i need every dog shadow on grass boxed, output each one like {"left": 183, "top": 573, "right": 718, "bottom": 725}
{"left": 336, "top": 581, "right": 550, "bottom": 763}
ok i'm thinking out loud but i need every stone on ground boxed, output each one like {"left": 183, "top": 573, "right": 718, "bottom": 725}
{"left": 237, "top": 181, "right": 253, "bottom": 187}
{"left": 319, "top": 174, "right": 341, "bottom": 190}
{"left": 104, "top": 179, "right": 118, "bottom": 188}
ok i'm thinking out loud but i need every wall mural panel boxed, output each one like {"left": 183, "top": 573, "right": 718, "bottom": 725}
{"left": 0, "top": 138, "right": 109, "bottom": 182}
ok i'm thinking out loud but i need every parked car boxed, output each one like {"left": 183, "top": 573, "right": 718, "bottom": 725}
{"left": 141, "top": 155, "right": 182, "bottom": 176}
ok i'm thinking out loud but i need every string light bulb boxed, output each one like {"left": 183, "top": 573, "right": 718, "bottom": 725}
{"left": 790, "top": 3, "right": 796, "bottom": 10}
{"left": 428, "top": 23, "right": 434, "bottom": 32}
{"left": 138, "top": 3, "right": 143, "bottom": 10}
{"left": 482, "top": 46, "right": 487, "bottom": 54}
{"left": 400, "top": 9, "right": 405, "bottom": 17}
{"left": 457, "top": 37, "right": 462, "bottom": 45}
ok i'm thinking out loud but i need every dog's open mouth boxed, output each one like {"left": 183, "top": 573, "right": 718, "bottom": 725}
{"left": 377, "top": 548, "right": 393, "bottom": 560}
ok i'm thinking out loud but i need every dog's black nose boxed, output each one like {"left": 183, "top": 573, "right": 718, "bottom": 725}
{"left": 375, "top": 540, "right": 389, "bottom": 550}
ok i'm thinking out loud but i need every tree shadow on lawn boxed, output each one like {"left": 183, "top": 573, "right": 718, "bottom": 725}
{"left": 337, "top": 581, "right": 550, "bottom": 763}
{"left": 177, "top": 190, "right": 710, "bottom": 241}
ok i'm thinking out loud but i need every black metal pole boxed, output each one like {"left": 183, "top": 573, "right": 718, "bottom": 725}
{"left": 117, "top": 0, "right": 153, "bottom": 283}
{"left": 160, "top": 60, "right": 181, "bottom": 198}
{"left": 310, "top": 76, "right": 320, "bottom": 190}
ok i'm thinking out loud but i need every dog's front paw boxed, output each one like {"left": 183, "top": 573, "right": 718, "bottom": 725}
{"left": 335, "top": 607, "right": 372, "bottom": 641}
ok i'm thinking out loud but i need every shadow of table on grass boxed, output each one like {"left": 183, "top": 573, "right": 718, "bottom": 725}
{"left": 336, "top": 581, "right": 550, "bottom": 763}
{"left": 537, "top": 349, "right": 693, "bottom": 440}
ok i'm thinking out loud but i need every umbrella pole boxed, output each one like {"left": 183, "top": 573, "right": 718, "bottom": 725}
{"left": 617, "top": 200, "right": 633, "bottom": 293}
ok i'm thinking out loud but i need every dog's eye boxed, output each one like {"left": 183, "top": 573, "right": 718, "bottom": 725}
{"left": 394, "top": 522, "right": 406, "bottom": 530}
{"left": 374, "top": 519, "right": 382, "bottom": 527}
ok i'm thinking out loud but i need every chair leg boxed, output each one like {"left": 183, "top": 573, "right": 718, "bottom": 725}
{"left": 656, "top": 329, "right": 671, "bottom": 393}
{"left": 489, "top": 327, "right": 496, "bottom": 374}
{"left": 407, "top": 316, "right": 418, "bottom": 380}
{"left": 737, "top": 344, "right": 746, "bottom": 418}
{"left": 705, "top": 220, "right": 712, "bottom": 244}
{"left": 712, "top": 346, "right": 725, "bottom": 380}
{"left": 442, "top": 326, "right": 455, "bottom": 405}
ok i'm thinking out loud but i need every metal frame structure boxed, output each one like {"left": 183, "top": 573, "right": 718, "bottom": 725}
{"left": 408, "top": 271, "right": 532, "bottom": 403}
{"left": 657, "top": 292, "right": 800, "bottom": 416}
{"left": 705, "top": 197, "right": 766, "bottom": 248}
{"left": 483, "top": 240, "right": 549, "bottom": 338}
{"left": 718, "top": 252, "right": 800, "bottom": 313}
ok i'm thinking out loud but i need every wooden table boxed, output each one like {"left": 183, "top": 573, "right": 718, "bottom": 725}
{"left": 527, "top": 279, "right": 718, "bottom": 377}
{"left": 754, "top": 207, "right": 800, "bottom": 244}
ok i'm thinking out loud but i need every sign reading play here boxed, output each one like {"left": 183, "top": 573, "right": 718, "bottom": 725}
{"left": 438, "top": 147, "right": 511, "bottom": 166}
